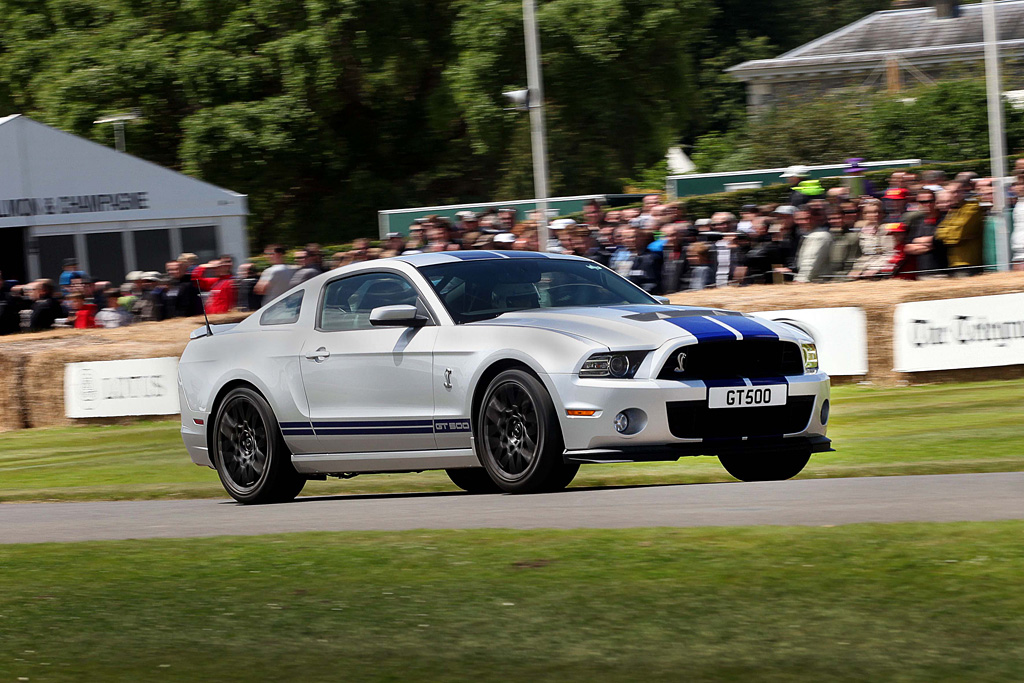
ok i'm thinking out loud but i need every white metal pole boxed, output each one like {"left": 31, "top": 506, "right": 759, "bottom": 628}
{"left": 523, "top": 0, "right": 550, "bottom": 252}
{"left": 983, "top": 0, "right": 1010, "bottom": 271}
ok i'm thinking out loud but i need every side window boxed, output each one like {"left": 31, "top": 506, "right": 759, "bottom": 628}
{"left": 319, "top": 272, "right": 420, "bottom": 332}
{"left": 259, "top": 290, "right": 303, "bottom": 325}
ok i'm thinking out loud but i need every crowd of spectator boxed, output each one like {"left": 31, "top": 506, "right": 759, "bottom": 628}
{"left": 3, "top": 159, "right": 1023, "bottom": 334}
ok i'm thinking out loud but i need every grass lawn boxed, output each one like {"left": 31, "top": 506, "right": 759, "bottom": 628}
{"left": 1, "top": 381, "right": 1022, "bottom": 502}
{"left": 1, "top": 522, "right": 1022, "bottom": 681}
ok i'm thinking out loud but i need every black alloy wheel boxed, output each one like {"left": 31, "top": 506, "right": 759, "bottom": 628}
{"left": 476, "top": 369, "right": 578, "bottom": 493}
{"left": 212, "top": 387, "right": 306, "bottom": 504}
{"left": 718, "top": 450, "right": 811, "bottom": 482}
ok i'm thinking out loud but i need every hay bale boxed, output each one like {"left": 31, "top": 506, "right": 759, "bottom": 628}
{"left": 0, "top": 351, "right": 28, "bottom": 432}
{"left": 1, "top": 313, "right": 249, "bottom": 429}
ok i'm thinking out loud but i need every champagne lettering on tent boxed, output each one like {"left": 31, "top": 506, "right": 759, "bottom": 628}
{"left": 65, "top": 357, "right": 180, "bottom": 418}
{"left": 893, "top": 293, "right": 1024, "bottom": 372}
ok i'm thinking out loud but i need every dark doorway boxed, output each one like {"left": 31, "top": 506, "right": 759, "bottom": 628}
{"left": 133, "top": 229, "right": 171, "bottom": 273}
{"left": 0, "top": 226, "right": 27, "bottom": 283}
{"left": 36, "top": 234, "right": 76, "bottom": 283}
{"left": 86, "top": 232, "right": 126, "bottom": 283}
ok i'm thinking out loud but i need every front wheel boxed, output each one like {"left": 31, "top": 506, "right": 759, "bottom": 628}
{"left": 718, "top": 451, "right": 810, "bottom": 482}
{"left": 212, "top": 387, "right": 306, "bottom": 504}
{"left": 475, "top": 369, "right": 569, "bottom": 494}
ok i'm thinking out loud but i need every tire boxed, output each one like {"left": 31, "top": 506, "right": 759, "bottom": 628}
{"left": 446, "top": 468, "right": 502, "bottom": 494}
{"left": 475, "top": 368, "right": 568, "bottom": 494}
{"left": 718, "top": 451, "right": 811, "bottom": 482}
{"left": 211, "top": 387, "right": 306, "bottom": 504}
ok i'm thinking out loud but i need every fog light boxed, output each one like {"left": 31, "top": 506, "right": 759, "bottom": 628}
{"left": 820, "top": 399, "right": 830, "bottom": 426}
{"left": 614, "top": 412, "right": 630, "bottom": 433}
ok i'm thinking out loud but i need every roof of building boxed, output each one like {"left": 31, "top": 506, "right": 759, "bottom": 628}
{"left": 730, "top": 0, "right": 1024, "bottom": 81}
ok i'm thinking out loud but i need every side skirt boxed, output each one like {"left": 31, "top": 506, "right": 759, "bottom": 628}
{"left": 291, "top": 448, "right": 480, "bottom": 474}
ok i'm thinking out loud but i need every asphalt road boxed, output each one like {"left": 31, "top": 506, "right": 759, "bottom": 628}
{"left": 2, "top": 472, "right": 1022, "bottom": 544}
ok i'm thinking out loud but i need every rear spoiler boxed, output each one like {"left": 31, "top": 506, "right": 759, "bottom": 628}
{"left": 190, "top": 323, "right": 240, "bottom": 339}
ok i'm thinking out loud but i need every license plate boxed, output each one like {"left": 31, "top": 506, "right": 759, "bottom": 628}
{"left": 708, "top": 384, "right": 787, "bottom": 409}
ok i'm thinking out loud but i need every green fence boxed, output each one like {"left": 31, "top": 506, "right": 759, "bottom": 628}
{"left": 378, "top": 195, "right": 607, "bottom": 237}
{"left": 666, "top": 159, "right": 924, "bottom": 199}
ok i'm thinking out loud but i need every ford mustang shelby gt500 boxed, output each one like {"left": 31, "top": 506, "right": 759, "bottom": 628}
{"left": 179, "top": 251, "right": 831, "bottom": 503}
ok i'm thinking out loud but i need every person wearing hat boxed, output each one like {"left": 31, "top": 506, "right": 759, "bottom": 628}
{"left": 781, "top": 165, "right": 810, "bottom": 206}
{"left": 737, "top": 204, "right": 759, "bottom": 234}
{"left": 549, "top": 218, "right": 576, "bottom": 252}
{"left": 492, "top": 232, "right": 517, "bottom": 250}
{"left": 384, "top": 232, "right": 406, "bottom": 255}
{"left": 791, "top": 178, "right": 825, "bottom": 208}
{"left": 844, "top": 158, "right": 878, "bottom": 198}
{"left": 58, "top": 258, "right": 86, "bottom": 296}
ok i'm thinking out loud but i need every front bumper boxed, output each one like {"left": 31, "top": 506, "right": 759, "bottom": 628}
{"left": 546, "top": 370, "right": 831, "bottom": 457}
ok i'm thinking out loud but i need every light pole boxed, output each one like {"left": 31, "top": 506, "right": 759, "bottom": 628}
{"left": 522, "top": 0, "right": 550, "bottom": 252}
{"left": 93, "top": 111, "right": 141, "bottom": 153}
{"left": 982, "top": 0, "right": 1010, "bottom": 271}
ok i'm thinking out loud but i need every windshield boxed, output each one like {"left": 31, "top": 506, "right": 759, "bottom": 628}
{"left": 420, "top": 257, "right": 656, "bottom": 324}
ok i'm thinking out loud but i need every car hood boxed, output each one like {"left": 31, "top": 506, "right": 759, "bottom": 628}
{"left": 469, "top": 304, "right": 810, "bottom": 350}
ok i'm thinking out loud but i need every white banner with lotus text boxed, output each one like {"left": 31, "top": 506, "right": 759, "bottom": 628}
{"left": 65, "top": 357, "right": 180, "bottom": 418}
{"left": 893, "top": 293, "right": 1024, "bottom": 372}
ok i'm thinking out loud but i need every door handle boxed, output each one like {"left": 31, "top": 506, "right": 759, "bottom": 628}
{"left": 304, "top": 347, "right": 330, "bottom": 362}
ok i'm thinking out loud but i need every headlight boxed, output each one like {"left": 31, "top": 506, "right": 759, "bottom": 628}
{"left": 579, "top": 351, "right": 648, "bottom": 379}
{"left": 801, "top": 342, "right": 818, "bottom": 373}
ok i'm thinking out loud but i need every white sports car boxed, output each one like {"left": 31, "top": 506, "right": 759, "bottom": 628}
{"left": 179, "top": 251, "right": 831, "bottom": 503}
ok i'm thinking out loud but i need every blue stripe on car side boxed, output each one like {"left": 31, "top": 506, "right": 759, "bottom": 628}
{"left": 663, "top": 316, "right": 737, "bottom": 343}
{"left": 316, "top": 427, "right": 435, "bottom": 435}
{"left": 281, "top": 428, "right": 315, "bottom": 436}
{"left": 312, "top": 420, "right": 433, "bottom": 428}
{"left": 279, "top": 421, "right": 311, "bottom": 428}
{"left": 716, "top": 316, "right": 779, "bottom": 340}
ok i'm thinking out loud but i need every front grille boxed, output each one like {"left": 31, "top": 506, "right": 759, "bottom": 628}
{"left": 667, "top": 396, "right": 815, "bottom": 439}
{"left": 658, "top": 340, "right": 802, "bottom": 380}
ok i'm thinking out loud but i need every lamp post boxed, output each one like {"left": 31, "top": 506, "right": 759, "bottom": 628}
{"left": 522, "top": 0, "right": 550, "bottom": 252}
{"left": 93, "top": 111, "right": 141, "bottom": 153}
{"left": 982, "top": 0, "right": 1010, "bottom": 271}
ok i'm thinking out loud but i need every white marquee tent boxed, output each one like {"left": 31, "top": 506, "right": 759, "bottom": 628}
{"left": 0, "top": 114, "right": 248, "bottom": 284}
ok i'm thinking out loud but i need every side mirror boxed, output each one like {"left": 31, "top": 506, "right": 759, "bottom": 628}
{"left": 654, "top": 296, "right": 671, "bottom": 305}
{"left": 369, "top": 304, "right": 427, "bottom": 327}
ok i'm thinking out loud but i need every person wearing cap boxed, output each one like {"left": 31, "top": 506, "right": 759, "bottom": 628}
{"left": 290, "top": 243, "right": 325, "bottom": 286}
{"left": 492, "top": 232, "right": 517, "bottom": 250}
{"left": 737, "top": 204, "right": 759, "bottom": 234}
{"left": 205, "top": 255, "right": 238, "bottom": 314}
{"left": 780, "top": 165, "right": 810, "bottom": 206}
{"left": 791, "top": 178, "right": 825, "bottom": 207}
{"left": 843, "top": 158, "right": 878, "bottom": 198}
{"left": 549, "top": 218, "right": 576, "bottom": 252}
{"left": 58, "top": 258, "right": 86, "bottom": 296}
{"left": 883, "top": 187, "right": 909, "bottom": 223}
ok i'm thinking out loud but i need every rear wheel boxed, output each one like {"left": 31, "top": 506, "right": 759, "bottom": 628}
{"left": 212, "top": 387, "right": 306, "bottom": 504}
{"left": 446, "top": 468, "right": 501, "bottom": 494}
{"left": 475, "top": 369, "right": 569, "bottom": 494}
{"left": 718, "top": 451, "right": 810, "bottom": 482}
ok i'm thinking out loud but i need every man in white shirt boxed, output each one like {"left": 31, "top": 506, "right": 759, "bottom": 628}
{"left": 254, "top": 245, "right": 297, "bottom": 307}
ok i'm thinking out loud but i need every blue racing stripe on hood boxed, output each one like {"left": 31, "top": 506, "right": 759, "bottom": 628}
{"left": 717, "top": 315, "right": 779, "bottom": 340}
{"left": 664, "top": 316, "right": 736, "bottom": 343}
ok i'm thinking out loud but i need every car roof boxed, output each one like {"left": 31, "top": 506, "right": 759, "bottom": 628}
{"left": 394, "top": 250, "right": 584, "bottom": 268}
